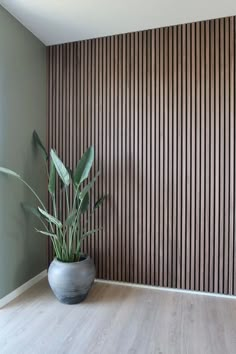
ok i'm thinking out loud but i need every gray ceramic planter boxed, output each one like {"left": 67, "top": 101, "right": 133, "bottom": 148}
{"left": 48, "top": 255, "right": 96, "bottom": 304}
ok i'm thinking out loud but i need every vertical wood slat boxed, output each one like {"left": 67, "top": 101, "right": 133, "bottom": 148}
{"left": 47, "top": 16, "right": 236, "bottom": 295}
{"left": 159, "top": 27, "right": 164, "bottom": 287}
{"left": 195, "top": 21, "right": 201, "bottom": 291}
{"left": 155, "top": 28, "right": 160, "bottom": 285}
{"left": 133, "top": 31, "right": 138, "bottom": 284}
{"left": 219, "top": 18, "right": 225, "bottom": 294}
{"left": 186, "top": 23, "right": 191, "bottom": 290}
{"left": 130, "top": 32, "right": 135, "bottom": 283}
{"left": 138, "top": 31, "right": 143, "bottom": 284}
{"left": 177, "top": 24, "right": 182, "bottom": 289}
{"left": 150, "top": 29, "right": 156, "bottom": 286}
{"left": 209, "top": 19, "right": 215, "bottom": 293}
{"left": 229, "top": 17, "right": 235, "bottom": 295}
{"left": 190, "top": 23, "right": 196, "bottom": 290}
{"left": 214, "top": 18, "right": 220, "bottom": 294}
{"left": 172, "top": 25, "right": 177, "bottom": 289}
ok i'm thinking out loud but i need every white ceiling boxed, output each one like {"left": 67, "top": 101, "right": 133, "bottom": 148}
{"left": 1, "top": 0, "right": 236, "bottom": 46}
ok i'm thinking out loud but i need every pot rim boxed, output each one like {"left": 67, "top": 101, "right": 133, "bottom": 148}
{"left": 52, "top": 254, "right": 90, "bottom": 265}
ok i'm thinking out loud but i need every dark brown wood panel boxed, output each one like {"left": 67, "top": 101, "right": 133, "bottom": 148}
{"left": 47, "top": 16, "right": 236, "bottom": 294}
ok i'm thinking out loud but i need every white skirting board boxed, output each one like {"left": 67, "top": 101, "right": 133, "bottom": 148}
{"left": 0, "top": 269, "right": 47, "bottom": 309}
{"left": 1, "top": 270, "right": 235, "bottom": 309}
{"left": 95, "top": 279, "right": 236, "bottom": 300}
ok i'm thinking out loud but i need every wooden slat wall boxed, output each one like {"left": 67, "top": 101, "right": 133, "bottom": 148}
{"left": 47, "top": 16, "right": 236, "bottom": 294}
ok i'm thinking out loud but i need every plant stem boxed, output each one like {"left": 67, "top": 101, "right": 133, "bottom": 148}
{"left": 72, "top": 184, "right": 80, "bottom": 209}
{"left": 20, "top": 178, "right": 46, "bottom": 211}
{"left": 20, "top": 177, "right": 55, "bottom": 235}
{"left": 65, "top": 187, "right": 70, "bottom": 215}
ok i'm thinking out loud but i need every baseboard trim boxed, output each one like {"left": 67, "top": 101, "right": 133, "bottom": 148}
{"left": 95, "top": 279, "right": 236, "bottom": 300}
{"left": 1, "top": 272, "right": 234, "bottom": 308}
{"left": 0, "top": 269, "right": 47, "bottom": 309}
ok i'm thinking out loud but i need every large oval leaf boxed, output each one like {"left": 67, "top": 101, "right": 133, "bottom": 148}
{"left": 38, "top": 207, "right": 62, "bottom": 228}
{"left": 79, "top": 171, "right": 100, "bottom": 201}
{"left": 65, "top": 209, "right": 77, "bottom": 226}
{"left": 21, "top": 203, "right": 41, "bottom": 219}
{"left": 48, "top": 158, "right": 56, "bottom": 195}
{"left": 0, "top": 167, "right": 21, "bottom": 178}
{"left": 0, "top": 167, "right": 46, "bottom": 211}
{"left": 50, "top": 150, "right": 70, "bottom": 187}
{"left": 81, "top": 227, "right": 103, "bottom": 240}
{"left": 73, "top": 146, "right": 94, "bottom": 186}
{"left": 60, "top": 166, "right": 72, "bottom": 189}
{"left": 35, "top": 229, "right": 58, "bottom": 238}
{"left": 33, "top": 130, "right": 48, "bottom": 161}
{"left": 94, "top": 195, "right": 107, "bottom": 210}
{"left": 80, "top": 192, "right": 89, "bottom": 214}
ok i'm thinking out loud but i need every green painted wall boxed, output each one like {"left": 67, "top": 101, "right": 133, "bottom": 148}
{"left": 0, "top": 6, "right": 47, "bottom": 298}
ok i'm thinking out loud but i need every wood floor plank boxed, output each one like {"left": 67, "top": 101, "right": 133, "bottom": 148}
{"left": 0, "top": 279, "right": 236, "bottom": 354}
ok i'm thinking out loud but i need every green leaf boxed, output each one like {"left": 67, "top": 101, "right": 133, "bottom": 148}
{"left": 81, "top": 227, "right": 103, "bottom": 240}
{"left": 21, "top": 203, "right": 41, "bottom": 219}
{"left": 80, "top": 192, "right": 89, "bottom": 213}
{"left": 76, "top": 240, "right": 81, "bottom": 255}
{"left": 65, "top": 209, "right": 77, "bottom": 226}
{"left": 35, "top": 229, "right": 57, "bottom": 238}
{"left": 0, "top": 167, "right": 47, "bottom": 213}
{"left": 0, "top": 167, "right": 21, "bottom": 178}
{"left": 60, "top": 166, "right": 72, "bottom": 189}
{"left": 50, "top": 149, "right": 70, "bottom": 186}
{"left": 94, "top": 195, "right": 107, "bottom": 210}
{"left": 66, "top": 166, "right": 73, "bottom": 178}
{"left": 33, "top": 130, "right": 48, "bottom": 161}
{"left": 79, "top": 172, "right": 100, "bottom": 201}
{"left": 73, "top": 146, "right": 94, "bottom": 186}
{"left": 48, "top": 158, "right": 56, "bottom": 195}
{"left": 38, "top": 207, "right": 62, "bottom": 228}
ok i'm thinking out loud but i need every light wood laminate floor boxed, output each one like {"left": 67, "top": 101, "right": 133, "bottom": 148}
{"left": 0, "top": 279, "right": 236, "bottom": 354}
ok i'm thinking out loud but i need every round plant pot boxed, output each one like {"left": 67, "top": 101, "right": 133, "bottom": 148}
{"left": 48, "top": 255, "right": 96, "bottom": 305}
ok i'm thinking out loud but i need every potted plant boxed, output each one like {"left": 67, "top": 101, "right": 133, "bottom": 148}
{"left": 0, "top": 131, "right": 106, "bottom": 304}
